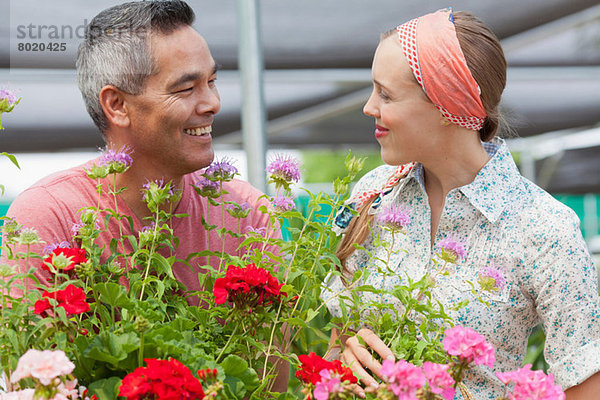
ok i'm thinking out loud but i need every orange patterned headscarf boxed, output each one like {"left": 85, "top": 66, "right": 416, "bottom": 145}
{"left": 397, "top": 8, "right": 486, "bottom": 131}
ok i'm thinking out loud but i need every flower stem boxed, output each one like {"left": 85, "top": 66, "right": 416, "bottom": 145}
{"left": 138, "top": 332, "right": 145, "bottom": 367}
{"left": 205, "top": 201, "right": 211, "bottom": 267}
{"left": 111, "top": 173, "right": 128, "bottom": 270}
{"left": 378, "top": 231, "right": 396, "bottom": 321}
{"left": 218, "top": 182, "right": 226, "bottom": 272}
{"left": 216, "top": 322, "right": 239, "bottom": 363}
{"left": 24, "top": 244, "right": 31, "bottom": 320}
{"left": 237, "top": 218, "right": 241, "bottom": 257}
{"left": 139, "top": 209, "right": 160, "bottom": 300}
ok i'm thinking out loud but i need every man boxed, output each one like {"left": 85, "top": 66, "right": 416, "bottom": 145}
{"left": 2, "top": 1, "right": 278, "bottom": 296}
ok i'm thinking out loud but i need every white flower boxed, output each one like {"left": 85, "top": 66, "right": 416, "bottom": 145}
{"left": 10, "top": 349, "right": 75, "bottom": 386}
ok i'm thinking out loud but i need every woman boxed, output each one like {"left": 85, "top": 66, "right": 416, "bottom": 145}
{"left": 320, "top": 8, "right": 600, "bottom": 399}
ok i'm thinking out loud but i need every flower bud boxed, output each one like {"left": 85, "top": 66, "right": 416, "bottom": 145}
{"left": 134, "top": 316, "right": 151, "bottom": 333}
{"left": 107, "top": 260, "right": 124, "bottom": 276}
{"left": 1, "top": 217, "right": 21, "bottom": 235}
{"left": 345, "top": 154, "right": 365, "bottom": 176}
{"left": 51, "top": 254, "right": 72, "bottom": 271}
{"left": 332, "top": 178, "right": 349, "bottom": 195}
{"left": 17, "top": 228, "right": 40, "bottom": 245}
{"left": 85, "top": 163, "right": 109, "bottom": 180}
{"left": 74, "top": 260, "right": 95, "bottom": 279}
{"left": 0, "top": 263, "right": 17, "bottom": 277}
{"left": 1, "top": 219, "right": 22, "bottom": 244}
{"left": 80, "top": 210, "right": 97, "bottom": 225}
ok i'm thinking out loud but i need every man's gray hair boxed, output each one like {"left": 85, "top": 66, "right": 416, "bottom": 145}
{"left": 76, "top": 0, "right": 195, "bottom": 134}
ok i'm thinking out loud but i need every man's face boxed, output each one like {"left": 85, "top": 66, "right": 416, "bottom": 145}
{"left": 123, "top": 25, "right": 220, "bottom": 178}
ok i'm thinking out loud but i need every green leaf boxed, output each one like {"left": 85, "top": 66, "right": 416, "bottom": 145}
{"left": 304, "top": 308, "right": 320, "bottom": 324}
{"left": 276, "top": 393, "right": 297, "bottom": 400}
{"left": 413, "top": 339, "right": 428, "bottom": 360}
{"left": 94, "top": 282, "right": 132, "bottom": 309}
{"left": 144, "top": 276, "right": 166, "bottom": 300}
{"left": 88, "top": 376, "right": 122, "bottom": 400}
{"left": 109, "top": 238, "right": 119, "bottom": 255}
{"left": 283, "top": 317, "right": 308, "bottom": 329}
{"left": 150, "top": 253, "right": 175, "bottom": 278}
{"left": 221, "top": 354, "right": 260, "bottom": 398}
{"left": 84, "top": 331, "right": 140, "bottom": 366}
{"left": 1, "top": 152, "right": 20, "bottom": 168}
{"left": 127, "top": 234, "right": 139, "bottom": 252}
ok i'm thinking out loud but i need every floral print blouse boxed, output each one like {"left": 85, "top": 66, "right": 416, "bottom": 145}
{"left": 321, "top": 138, "right": 600, "bottom": 399}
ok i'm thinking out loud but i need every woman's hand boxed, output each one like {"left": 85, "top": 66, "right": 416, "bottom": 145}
{"left": 340, "top": 328, "right": 395, "bottom": 398}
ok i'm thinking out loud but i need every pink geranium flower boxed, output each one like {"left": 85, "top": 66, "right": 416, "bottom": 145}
{"left": 442, "top": 326, "right": 495, "bottom": 368}
{"left": 10, "top": 349, "right": 75, "bottom": 385}
{"left": 423, "top": 362, "right": 455, "bottom": 400}
{"left": 0, "top": 388, "right": 35, "bottom": 400}
{"left": 313, "top": 369, "right": 343, "bottom": 400}
{"left": 381, "top": 359, "right": 425, "bottom": 400}
{"left": 497, "top": 364, "right": 565, "bottom": 400}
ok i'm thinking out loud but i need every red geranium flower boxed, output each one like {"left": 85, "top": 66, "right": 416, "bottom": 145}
{"left": 296, "top": 352, "right": 357, "bottom": 385}
{"left": 213, "top": 263, "right": 286, "bottom": 310}
{"left": 34, "top": 284, "right": 90, "bottom": 315}
{"left": 119, "top": 358, "right": 205, "bottom": 400}
{"left": 41, "top": 247, "right": 87, "bottom": 272}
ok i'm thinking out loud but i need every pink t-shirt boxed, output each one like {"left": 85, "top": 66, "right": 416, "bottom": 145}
{"left": 2, "top": 161, "right": 279, "bottom": 299}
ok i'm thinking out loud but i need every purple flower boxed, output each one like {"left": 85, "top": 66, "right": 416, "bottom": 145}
{"left": 266, "top": 154, "right": 301, "bottom": 185}
{"left": 139, "top": 223, "right": 160, "bottom": 245}
{"left": 437, "top": 234, "right": 466, "bottom": 263}
{"left": 442, "top": 326, "right": 495, "bottom": 368}
{"left": 226, "top": 202, "right": 251, "bottom": 219}
{"left": 497, "top": 364, "right": 565, "bottom": 400}
{"left": 479, "top": 265, "right": 506, "bottom": 292}
{"left": 71, "top": 222, "right": 84, "bottom": 237}
{"left": 195, "top": 176, "right": 219, "bottom": 190}
{"left": 272, "top": 196, "right": 295, "bottom": 212}
{"left": 42, "top": 241, "right": 71, "bottom": 255}
{"left": 142, "top": 179, "right": 174, "bottom": 197}
{"left": 141, "top": 179, "right": 180, "bottom": 209}
{"left": 245, "top": 226, "right": 267, "bottom": 236}
{"left": 423, "top": 362, "right": 455, "bottom": 400}
{"left": 1, "top": 217, "right": 22, "bottom": 242}
{"left": 140, "top": 223, "right": 156, "bottom": 233}
{"left": 193, "top": 176, "right": 220, "bottom": 198}
{"left": 98, "top": 146, "right": 133, "bottom": 173}
{"left": 376, "top": 204, "right": 411, "bottom": 231}
{"left": 381, "top": 359, "right": 425, "bottom": 399}
{"left": 0, "top": 89, "right": 19, "bottom": 107}
{"left": 204, "top": 158, "right": 238, "bottom": 182}
{"left": 0, "top": 88, "right": 21, "bottom": 129}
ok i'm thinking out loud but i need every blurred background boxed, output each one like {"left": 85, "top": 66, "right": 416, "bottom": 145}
{"left": 1, "top": 0, "right": 599, "bottom": 254}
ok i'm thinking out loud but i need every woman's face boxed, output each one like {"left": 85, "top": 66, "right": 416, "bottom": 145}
{"left": 363, "top": 36, "right": 442, "bottom": 166}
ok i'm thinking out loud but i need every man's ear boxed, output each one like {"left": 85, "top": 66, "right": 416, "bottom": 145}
{"left": 99, "top": 85, "right": 131, "bottom": 128}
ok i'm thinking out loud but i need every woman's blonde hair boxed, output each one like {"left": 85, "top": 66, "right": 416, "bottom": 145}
{"left": 336, "top": 11, "right": 507, "bottom": 269}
